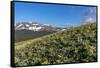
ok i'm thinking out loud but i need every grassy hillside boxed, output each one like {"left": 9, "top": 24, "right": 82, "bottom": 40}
{"left": 15, "top": 23, "right": 97, "bottom": 66}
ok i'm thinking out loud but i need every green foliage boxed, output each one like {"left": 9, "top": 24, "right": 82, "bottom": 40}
{"left": 15, "top": 23, "right": 97, "bottom": 66}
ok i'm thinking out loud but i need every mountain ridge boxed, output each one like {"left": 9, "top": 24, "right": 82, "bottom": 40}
{"left": 15, "top": 22, "right": 63, "bottom": 31}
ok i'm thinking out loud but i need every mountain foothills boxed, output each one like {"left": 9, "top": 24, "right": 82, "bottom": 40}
{"left": 15, "top": 23, "right": 97, "bottom": 66}
{"left": 15, "top": 22, "right": 64, "bottom": 42}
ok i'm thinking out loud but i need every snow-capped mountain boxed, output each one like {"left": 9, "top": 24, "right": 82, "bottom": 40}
{"left": 15, "top": 22, "right": 62, "bottom": 31}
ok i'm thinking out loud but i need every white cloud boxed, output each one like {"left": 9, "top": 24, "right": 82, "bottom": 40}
{"left": 89, "top": 7, "right": 96, "bottom": 14}
{"left": 83, "top": 7, "right": 96, "bottom": 15}
{"left": 83, "top": 17, "right": 95, "bottom": 24}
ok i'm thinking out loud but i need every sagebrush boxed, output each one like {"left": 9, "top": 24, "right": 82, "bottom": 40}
{"left": 15, "top": 23, "right": 97, "bottom": 66}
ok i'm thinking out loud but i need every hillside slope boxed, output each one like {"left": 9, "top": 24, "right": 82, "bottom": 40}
{"left": 15, "top": 23, "right": 97, "bottom": 66}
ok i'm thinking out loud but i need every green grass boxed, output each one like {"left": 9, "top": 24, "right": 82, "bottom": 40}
{"left": 15, "top": 23, "right": 97, "bottom": 66}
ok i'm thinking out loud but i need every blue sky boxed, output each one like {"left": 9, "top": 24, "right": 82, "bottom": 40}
{"left": 14, "top": 2, "right": 96, "bottom": 27}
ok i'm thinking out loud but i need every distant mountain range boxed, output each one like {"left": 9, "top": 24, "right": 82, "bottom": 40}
{"left": 15, "top": 22, "right": 64, "bottom": 32}
{"left": 15, "top": 22, "right": 67, "bottom": 42}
